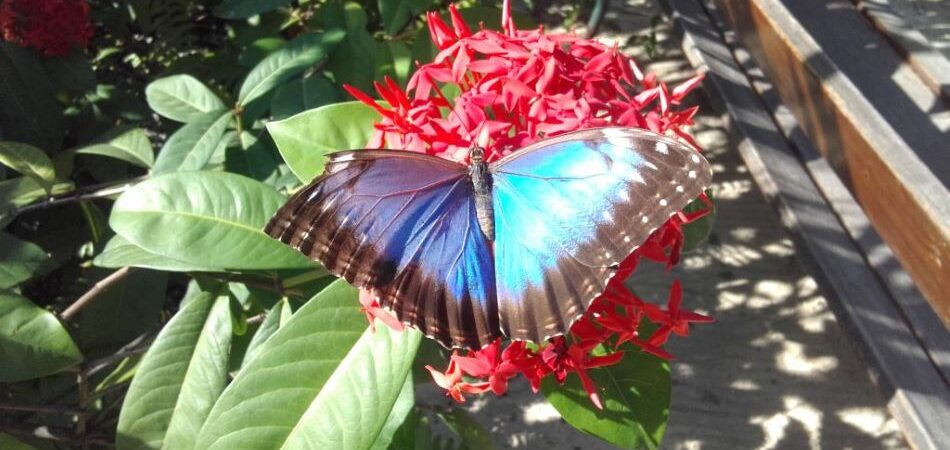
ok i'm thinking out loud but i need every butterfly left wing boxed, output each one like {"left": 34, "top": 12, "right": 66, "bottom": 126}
{"left": 490, "top": 127, "right": 712, "bottom": 343}
{"left": 266, "top": 150, "right": 500, "bottom": 349}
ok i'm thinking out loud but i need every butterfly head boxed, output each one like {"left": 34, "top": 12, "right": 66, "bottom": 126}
{"left": 470, "top": 146, "right": 486, "bottom": 164}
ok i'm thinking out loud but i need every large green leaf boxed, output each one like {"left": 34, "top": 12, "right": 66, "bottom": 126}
{"left": 238, "top": 30, "right": 346, "bottom": 106}
{"left": 215, "top": 0, "right": 294, "bottom": 19}
{"left": 76, "top": 127, "right": 155, "bottom": 169}
{"left": 267, "top": 101, "right": 379, "bottom": 183}
{"left": 541, "top": 347, "right": 670, "bottom": 449}
{"left": 370, "top": 375, "right": 415, "bottom": 450}
{"left": 0, "top": 290, "right": 82, "bottom": 382}
{"left": 195, "top": 279, "right": 422, "bottom": 449}
{"left": 0, "top": 232, "right": 48, "bottom": 288}
{"left": 93, "top": 235, "right": 225, "bottom": 272}
{"left": 0, "top": 43, "right": 62, "bottom": 151}
{"left": 0, "top": 141, "right": 56, "bottom": 193}
{"left": 151, "top": 110, "right": 233, "bottom": 175}
{"left": 109, "top": 171, "right": 313, "bottom": 270}
{"left": 116, "top": 290, "right": 233, "bottom": 450}
{"left": 145, "top": 75, "right": 227, "bottom": 123}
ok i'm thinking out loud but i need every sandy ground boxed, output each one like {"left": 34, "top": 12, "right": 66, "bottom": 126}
{"left": 417, "top": 1, "right": 910, "bottom": 448}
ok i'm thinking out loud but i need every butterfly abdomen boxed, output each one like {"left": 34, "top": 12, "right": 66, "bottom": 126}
{"left": 469, "top": 147, "right": 495, "bottom": 241}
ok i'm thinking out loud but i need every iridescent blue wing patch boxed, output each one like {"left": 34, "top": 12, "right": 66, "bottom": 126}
{"left": 266, "top": 150, "right": 499, "bottom": 348}
{"left": 490, "top": 128, "right": 712, "bottom": 343}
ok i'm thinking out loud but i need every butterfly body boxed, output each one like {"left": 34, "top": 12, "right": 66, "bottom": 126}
{"left": 469, "top": 147, "right": 495, "bottom": 241}
{"left": 266, "top": 127, "right": 712, "bottom": 349}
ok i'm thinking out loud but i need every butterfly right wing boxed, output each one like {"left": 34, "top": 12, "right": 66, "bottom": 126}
{"left": 265, "top": 150, "right": 500, "bottom": 349}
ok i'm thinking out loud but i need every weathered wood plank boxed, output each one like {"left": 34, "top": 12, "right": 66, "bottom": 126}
{"left": 661, "top": 0, "right": 950, "bottom": 447}
{"left": 713, "top": 0, "right": 950, "bottom": 326}
{"left": 852, "top": 0, "right": 950, "bottom": 102}
{"left": 706, "top": 0, "right": 950, "bottom": 386}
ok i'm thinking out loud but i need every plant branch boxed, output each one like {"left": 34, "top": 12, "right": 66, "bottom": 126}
{"left": 60, "top": 267, "right": 134, "bottom": 321}
{"left": 1, "top": 177, "right": 144, "bottom": 220}
{"left": 0, "top": 403, "right": 84, "bottom": 416}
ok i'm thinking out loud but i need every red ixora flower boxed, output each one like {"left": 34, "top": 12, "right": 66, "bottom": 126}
{"left": 0, "top": 0, "right": 94, "bottom": 56}
{"left": 349, "top": 0, "right": 714, "bottom": 409}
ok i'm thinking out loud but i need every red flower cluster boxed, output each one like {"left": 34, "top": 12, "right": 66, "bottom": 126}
{"left": 0, "top": 0, "right": 93, "bottom": 56}
{"left": 347, "top": 0, "right": 713, "bottom": 408}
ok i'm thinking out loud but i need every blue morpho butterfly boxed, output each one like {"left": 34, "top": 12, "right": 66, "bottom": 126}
{"left": 265, "top": 127, "right": 712, "bottom": 349}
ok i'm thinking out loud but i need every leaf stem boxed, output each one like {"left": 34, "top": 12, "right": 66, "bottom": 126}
{"left": 60, "top": 267, "right": 134, "bottom": 321}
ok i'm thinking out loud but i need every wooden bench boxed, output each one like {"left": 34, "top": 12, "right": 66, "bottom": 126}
{"left": 660, "top": 0, "right": 950, "bottom": 448}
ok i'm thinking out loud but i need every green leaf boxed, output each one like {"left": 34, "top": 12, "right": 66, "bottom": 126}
{"left": 270, "top": 76, "right": 341, "bottom": 120}
{"left": 267, "top": 101, "right": 380, "bottom": 183}
{"left": 0, "top": 43, "right": 63, "bottom": 151}
{"left": 0, "top": 433, "right": 43, "bottom": 450}
{"left": 146, "top": 74, "right": 227, "bottom": 123}
{"left": 152, "top": 110, "right": 233, "bottom": 175}
{"left": 0, "top": 141, "right": 56, "bottom": 193}
{"left": 326, "top": 27, "right": 377, "bottom": 92}
{"left": 195, "top": 279, "right": 422, "bottom": 449}
{"left": 0, "top": 178, "right": 73, "bottom": 217}
{"left": 238, "top": 30, "right": 346, "bottom": 106}
{"left": 224, "top": 131, "right": 279, "bottom": 182}
{"left": 117, "top": 289, "right": 233, "bottom": 450}
{"left": 379, "top": 0, "right": 432, "bottom": 36}
{"left": 370, "top": 374, "right": 415, "bottom": 450}
{"left": 0, "top": 290, "right": 82, "bottom": 382}
{"left": 215, "top": 0, "right": 294, "bottom": 19}
{"left": 541, "top": 347, "right": 670, "bottom": 449}
{"left": 76, "top": 127, "right": 155, "bottom": 169}
{"left": 681, "top": 189, "right": 716, "bottom": 253}
{"left": 93, "top": 235, "right": 225, "bottom": 272}
{"left": 0, "top": 232, "right": 48, "bottom": 288}
{"left": 238, "top": 37, "right": 286, "bottom": 68}
{"left": 110, "top": 171, "right": 314, "bottom": 270}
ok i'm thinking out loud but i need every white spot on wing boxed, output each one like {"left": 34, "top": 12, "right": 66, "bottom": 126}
{"left": 655, "top": 142, "right": 669, "bottom": 154}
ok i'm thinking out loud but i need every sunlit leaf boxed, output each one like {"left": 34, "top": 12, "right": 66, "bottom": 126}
{"left": 238, "top": 30, "right": 346, "bottom": 106}
{"left": 145, "top": 74, "right": 226, "bottom": 123}
{"left": 195, "top": 280, "right": 422, "bottom": 449}
{"left": 116, "top": 289, "right": 232, "bottom": 450}
{"left": 0, "top": 290, "right": 82, "bottom": 382}
{"left": 0, "top": 141, "right": 56, "bottom": 193}
{"left": 151, "top": 110, "right": 233, "bottom": 175}
{"left": 76, "top": 127, "right": 155, "bottom": 169}
{"left": 110, "top": 171, "right": 314, "bottom": 270}
{"left": 267, "top": 101, "right": 379, "bottom": 183}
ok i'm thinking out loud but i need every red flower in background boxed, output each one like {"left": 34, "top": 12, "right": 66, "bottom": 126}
{"left": 348, "top": 0, "right": 714, "bottom": 408}
{"left": 0, "top": 0, "right": 93, "bottom": 56}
